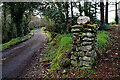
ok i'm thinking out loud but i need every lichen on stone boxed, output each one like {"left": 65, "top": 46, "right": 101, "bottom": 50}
{"left": 71, "top": 23, "right": 98, "bottom": 69}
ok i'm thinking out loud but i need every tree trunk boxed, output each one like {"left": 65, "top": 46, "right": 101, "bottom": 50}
{"left": 65, "top": 2, "right": 69, "bottom": 33}
{"left": 11, "top": 12, "right": 23, "bottom": 37}
{"left": 84, "top": 0, "right": 89, "bottom": 16}
{"left": 89, "top": 2, "right": 91, "bottom": 18}
{"left": 71, "top": 2, "right": 73, "bottom": 25}
{"left": 16, "top": 13, "right": 23, "bottom": 37}
{"left": 2, "top": 3, "right": 8, "bottom": 43}
{"left": 105, "top": 0, "right": 108, "bottom": 24}
{"left": 95, "top": 2, "right": 97, "bottom": 17}
{"left": 79, "top": 2, "right": 82, "bottom": 16}
{"left": 100, "top": 0, "right": 104, "bottom": 24}
{"left": 23, "top": 13, "right": 31, "bottom": 35}
{"left": 115, "top": 0, "right": 118, "bottom": 24}
{"left": 10, "top": 4, "right": 24, "bottom": 37}
{"left": 3, "top": 3, "right": 6, "bottom": 29}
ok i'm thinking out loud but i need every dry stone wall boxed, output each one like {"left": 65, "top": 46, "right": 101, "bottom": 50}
{"left": 71, "top": 24, "right": 98, "bottom": 68}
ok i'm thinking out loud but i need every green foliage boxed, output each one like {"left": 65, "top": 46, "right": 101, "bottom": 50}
{"left": 2, "top": 2, "right": 39, "bottom": 40}
{"left": 92, "top": 18, "right": 112, "bottom": 30}
{"left": 98, "top": 31, "right": 110, "bottom": 53}
{"left": 41, "top": 27, "right": 46, "bottom": 33}
{"left": 99, "top": 24, "right": 111, "bottom": 30}
{"left": 43, "top": 16, "right": 58, "bottom": 39}
{"left": 40, "top": 2, "right": 70, "bottom": 33}
{"left": 91, "top": 17, "right": 101, "bottom": 26}
{"left": 41, "top": 27, "right": 51, "bottom": 39}
{"left": 41, "top": 27, "right": 57, "bottom": 41}
{"left": 2, "top": 2, "right": 39, "bottom": 43}
{"left": 45, "top": 34, "right": 72, "bottom": 60}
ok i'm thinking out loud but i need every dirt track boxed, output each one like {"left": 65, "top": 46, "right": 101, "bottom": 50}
{"left": 2, "top": 29, "right": 47, "bottom": 78}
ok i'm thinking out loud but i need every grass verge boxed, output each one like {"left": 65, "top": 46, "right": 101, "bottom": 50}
{"left": 0, "top": 29, "right": 37, "bottom": 51}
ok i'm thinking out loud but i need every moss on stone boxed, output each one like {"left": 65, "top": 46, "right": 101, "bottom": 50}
{"left": 72, "top": 24, "right": 98, "bottom": 29}
{"left": 72, "top": 25, "right": 82, "bottom": 27}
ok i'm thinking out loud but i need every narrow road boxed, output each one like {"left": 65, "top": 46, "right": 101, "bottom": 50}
{"left": 2, "top": 29, "right": 47, "bottom": 78}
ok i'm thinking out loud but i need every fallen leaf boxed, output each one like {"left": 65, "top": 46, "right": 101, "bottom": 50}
{"left": 115, "top": 53, "right": 118, "bottom": 55}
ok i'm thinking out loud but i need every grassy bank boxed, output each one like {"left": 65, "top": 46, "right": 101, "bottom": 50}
{"left": 44, "top": 34, "right": 72, "bottom": 72}
{"left": 98, "top": 31, "right": 110, "bottom": 53}
{"left": 0, "top": 29, "right": 37, "bottom": 51}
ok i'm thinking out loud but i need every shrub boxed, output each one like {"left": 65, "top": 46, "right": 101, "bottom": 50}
{"left": 91, "top": 17, "right": 101, "bottom": 27}
{"left": 99, "top": 24, "right": 111, "bottom": 30}
{"left": 46, "top": 20, "right": 55, "bottom": 33}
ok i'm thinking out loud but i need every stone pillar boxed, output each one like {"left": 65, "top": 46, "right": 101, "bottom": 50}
{"left": 71, "top": 24, "right": 98, "bottom": 68}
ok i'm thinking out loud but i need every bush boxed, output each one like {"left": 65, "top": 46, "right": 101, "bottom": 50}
{"left": 41, "top": 27, "right": 57, "bottom": 41}
{"left": 46, "top": 20, "right": 55, "bottom": 32}
{"left": 91, "top": 17, "right": 101, "bottom": 27}
{"left": 91, "top": 17, "right": 111, "bottom": 30}
{"left": 99, "top": 24, "right": 111, "bottom": 30}
{"left": 44, "top": 17, "right": 59, "bottom": 39}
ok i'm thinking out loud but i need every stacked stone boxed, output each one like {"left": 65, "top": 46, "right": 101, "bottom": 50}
{"left": 71, "top": 24, "right": 98, "bottom": 68}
